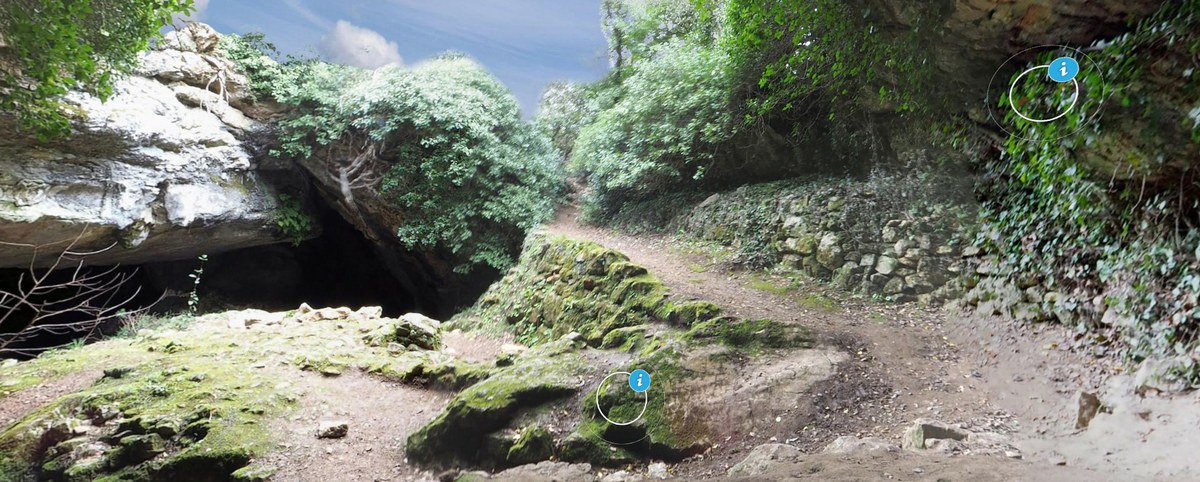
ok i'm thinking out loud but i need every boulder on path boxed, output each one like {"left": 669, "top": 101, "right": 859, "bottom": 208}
{"left": 316, "top": 421, "right": 348, "bottom": 439}
{"left": 362, "top": 313, "right": 443, "bottom": 350}
{"left": 902, "top": 419, "right": 968, "bottom": 451}
{"left": 727, "top": 443, "right": 804, "bottom": 477}
{"left": 405, "top": 338, "right": 587, "bottom": 469}
{"left": 822, "top": 436, "right": 899, "bottom": 454}
{"left": 1075, "top": 391, "right": 1103, "bottom": 429}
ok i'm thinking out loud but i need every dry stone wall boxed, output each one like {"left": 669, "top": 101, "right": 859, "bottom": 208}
{"left": 624, "top": 175, "right": 980, "bottom": 304}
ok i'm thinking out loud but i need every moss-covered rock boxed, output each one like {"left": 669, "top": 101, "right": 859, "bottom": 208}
{"left": 230, "top": 463, "right": 276, "bottom": 482}
{"left": 362, "top": 350, "right": 492, "bottom": 389}
{"left": 686, "top": 317, "right": 813, "bottom": 353}
{"left": 572, "top": 344, "right": 710, "bottom": 463}
{"left": 405, "top": 337, "right": 589, "bottom": 469}
{"left": 658, "top": 301, "right": 722, "bottom": 327}
{"left": 361, "top": 313, "right": 443, "bottom": 350}
{"left": 450, "top": 234, "right": 723, "bottom": 346}
{"left": 0, "top": 344, "right": 285, "bottom": 482}
{"left": 506, "top": 425, "right": 554, "bottom": 466}
{"left": 0, "top": 305, "right": 509, "bottom": 481}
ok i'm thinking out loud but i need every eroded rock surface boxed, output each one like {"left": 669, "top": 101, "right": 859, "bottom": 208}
{"left": 0, "top": 22, "right": 311, "bottom": 268}
{"left": 406, "top": 234, "right": 840, "bottom": 474}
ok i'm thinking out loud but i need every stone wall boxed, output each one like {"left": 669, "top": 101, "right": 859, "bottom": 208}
{"left": 619, "top": 174, "right": 980, "bottom": 304}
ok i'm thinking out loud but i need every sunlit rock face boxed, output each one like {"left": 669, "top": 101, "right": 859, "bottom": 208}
{"left": 0, "top": 23, "right": 309, "bottom": 268}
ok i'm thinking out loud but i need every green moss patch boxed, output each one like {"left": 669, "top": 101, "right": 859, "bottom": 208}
{"left": 405, "top": 337, "right": 589, "bottom": 470}
{"left": 0, "top": 332, "right": 291, "bottom": 482}
{"left": 450, "top": 233, "right": 725, "bottom": 346}
{"left": 0, "top": 307, "right": 504, "bottom": 481}
{"left": 570, "top": 343, "right": 710, "bottom": 463}
{"left": 687, "top": 318, "right": 814, "bottom": 354}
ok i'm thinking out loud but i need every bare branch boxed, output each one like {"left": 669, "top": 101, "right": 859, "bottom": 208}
{"left": 0, "top": 229, "right": 160, "bottom": 356}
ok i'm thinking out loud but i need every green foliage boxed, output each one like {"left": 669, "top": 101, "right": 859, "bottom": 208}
{"left": 0, "top": 0, "right": 194, "bottom": 140}
{"left": 601, "top": 0, "right": 717, "bottom": 75}
{"left": 981, "top": 1, "right": 1200, "bottom": 374}
{"left": 216, "top": 32, "right": 283, "bottom": 101}
{"left": 187, "top": 255, "right": 207, "bottom": 314}
{"left": 535, "top": 81, "right": 597, "bottom": 161}
{"left": 572, "top": 39, "right": 737, "bottom": 217}
{"left": 274, "top": 194, "right": 314, "bottom": 246}
{"left": 706, "top": 0, "right": 932, "bottom": 119}
{"left": 222, "top": 34, "right": 562, "bottom": 271}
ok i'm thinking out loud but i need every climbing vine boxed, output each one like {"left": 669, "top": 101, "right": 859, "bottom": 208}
{"left": 981, "top": 1, "right": 1200, "bottom": 384}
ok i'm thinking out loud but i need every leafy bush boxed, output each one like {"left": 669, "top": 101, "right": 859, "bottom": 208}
{"left": 704, "top": 0, "right": 931, "bottom": 120}
{"left": 535, "top": 81, "right": 597, "bottom": 161}
{"left": 221, "top": 37, "right": 562, "bottom": 271}
{"left": 274, "top": 194, "right": 315, "bottom": 246}
{"left": 571, "top": 39, "right": 737, "bottom": 218}
{"left": 601, "top": 0, "right": 716, "bottom": 76}
{"left": 0, "top": 0, "right": 194, "bottom": 140}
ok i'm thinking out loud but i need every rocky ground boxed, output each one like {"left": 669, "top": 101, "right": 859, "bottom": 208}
{"left": 0, "top": 206, "right": 1197, "bottom": 481}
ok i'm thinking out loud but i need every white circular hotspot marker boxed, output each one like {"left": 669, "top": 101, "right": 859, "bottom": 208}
{"left": 1008, "top": 64, "right": 1079, "bottom": 124}
{"left": 595, "top": 371, "right": 649, "bottom": 426}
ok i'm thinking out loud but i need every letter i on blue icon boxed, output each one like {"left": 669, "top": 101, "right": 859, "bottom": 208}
{"left": 1047, "top": 56, "right": 1080, "bottom": 83}
{"left": 629, "top": 369, "right": 651, "bottom": 393}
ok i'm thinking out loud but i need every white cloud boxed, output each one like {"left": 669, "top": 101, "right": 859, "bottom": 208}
{"left": 319, "top": 20, "right": 403, "bottom": 69}
{"left": 283, "top": 0, "right": 331, "bottom": 31}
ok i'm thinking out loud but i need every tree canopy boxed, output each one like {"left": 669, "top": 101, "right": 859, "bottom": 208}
{"left": 222, "top": 36, "right": 561, "bottom": 271}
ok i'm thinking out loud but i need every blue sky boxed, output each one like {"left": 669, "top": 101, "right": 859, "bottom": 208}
{"left": 192, "top": 0, "right": 610, "bottom": 116}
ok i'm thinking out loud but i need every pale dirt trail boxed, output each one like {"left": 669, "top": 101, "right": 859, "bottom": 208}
{"left": 546, "top": 206, "right": 1192, "bottom": 481}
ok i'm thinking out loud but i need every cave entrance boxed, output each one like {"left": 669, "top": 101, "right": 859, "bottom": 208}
{"left": 0, "top": 208, "right": 447, "bottom": 358}
{"left": 143, "top": 209, "right": 420, "bottom": 317}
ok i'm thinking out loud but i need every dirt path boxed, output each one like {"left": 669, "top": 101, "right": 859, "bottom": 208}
{"left": 548, "top": 207, "right": 988, "bottom": 441}
{"left": 546, "top": 206, "right": 1195, "bottom": 481}
{"left": 262, "top": 370, "right": 451, "bottom": 482}
{"left": 0, "top": 368, "right": 104, "bottom": 429}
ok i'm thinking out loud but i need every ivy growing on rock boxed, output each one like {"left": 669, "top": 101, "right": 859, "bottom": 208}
{"left": 981, "top": 1, "right": 1200, "bottom": 385}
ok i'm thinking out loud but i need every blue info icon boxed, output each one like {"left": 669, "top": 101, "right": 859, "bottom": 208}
{"left": 1047, "top": 56, "right": 1080, "bottom": 83}
{"left": 628, "top": 369, "right": 651, "bottom": 393}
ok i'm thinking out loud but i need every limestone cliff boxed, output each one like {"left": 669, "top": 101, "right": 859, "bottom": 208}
{"left": 0, "top": 23, "right": 312, "bottom": 268}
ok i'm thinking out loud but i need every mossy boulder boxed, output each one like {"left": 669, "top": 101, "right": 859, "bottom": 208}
{"left": 658, "top": 301, "right": 722, "bottom": 327}
{"left": 0, "top": 305, "right": 503, "bottom": 482}
{"left": 686, "top": 318, "right": 813, "bottom": 353}
{"left": 506, "top": 425, "right": 555, "bottom": 466}
{"left": 404, "top": 337, "right": 589, "bottom": 469}
{"left": 450, "top": 234, "right": 722, "bottom": 346}
{"left": 362, "top": 350, "right": 492, "bottom": 389}
{"left": 361, "top": 313, "right": 443, "bottom": 350}
{"left": 0, "top": 348, "right": 284, "bottom": 482}
{"left": 600, "top": 326, "right": 649, "bottom": 351}
{"left": 570, "top": 344, "right": 711, "bottom": 463}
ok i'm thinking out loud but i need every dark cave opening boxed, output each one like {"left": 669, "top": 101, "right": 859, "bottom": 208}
{"left": 142, "top": 208, "right": 422, "bottom": 317}
{"left": 1, "top": 204, "right": 501, "bottom": 357}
